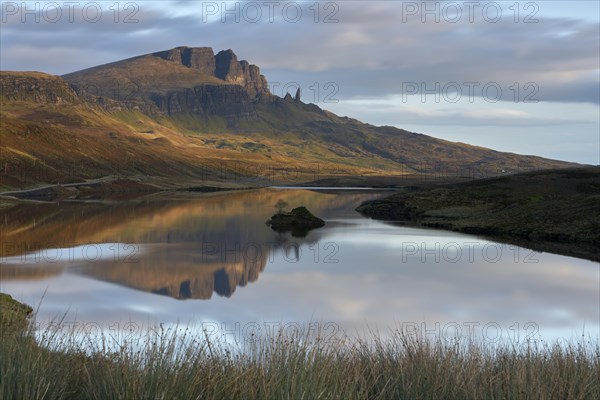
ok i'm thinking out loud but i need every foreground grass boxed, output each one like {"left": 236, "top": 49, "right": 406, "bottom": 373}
{"left": 1, "top": 297, "right": 598, "bottom": 399}
{"left": 1, "top": 331, "right": 598, "bottom": 399}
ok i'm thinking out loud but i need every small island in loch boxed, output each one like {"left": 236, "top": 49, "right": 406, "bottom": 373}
{"left": 266, "top": 206, "right": 325, "bottom": 237}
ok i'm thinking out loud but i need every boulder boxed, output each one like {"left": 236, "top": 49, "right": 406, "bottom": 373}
{"left": 266, "top": 206, "right": 325, "bottom": 237}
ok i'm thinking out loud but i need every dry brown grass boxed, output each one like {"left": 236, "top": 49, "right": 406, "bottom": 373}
{"left": 1, "top": 316, "right": 598, "bottom": 400}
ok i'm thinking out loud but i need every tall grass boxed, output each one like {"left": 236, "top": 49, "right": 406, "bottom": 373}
{"left": 1, "top": 322, "right": 598, "bottom": 399}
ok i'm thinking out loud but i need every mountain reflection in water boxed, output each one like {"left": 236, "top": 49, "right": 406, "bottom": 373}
{"left": 1, "top": 189, "right": 374, "bottom": 300}
{"left": 2, "top": 188, "right": 599, "bottom": 345}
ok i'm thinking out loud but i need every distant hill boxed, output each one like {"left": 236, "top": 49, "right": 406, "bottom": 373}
{"left": 0, "top": 47, "right": 581, "bottom": 190}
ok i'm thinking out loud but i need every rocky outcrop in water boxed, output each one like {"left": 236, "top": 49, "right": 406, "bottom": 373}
{"left": 266, "top": 206, "right": 325, "bottom": 237}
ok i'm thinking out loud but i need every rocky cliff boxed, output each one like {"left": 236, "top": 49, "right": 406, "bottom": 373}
{"left": 0, "top": 71, "right": 79, "bottom": 104}
{"left": 63, "top": 46, "right": 271, "bottom": 120}
{"left": 153, "top": 47, "right": 216, "bottom": 76}
{"left": 214, "top": 49, "right": 270, "bottom": 99}
{"left": 151, "top": 47, "right": 269, "bottom": 100}
{"left": 150, "top": 84, "right": 256, "bottom": 118}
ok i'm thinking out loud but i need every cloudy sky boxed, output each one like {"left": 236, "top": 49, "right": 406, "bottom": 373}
{"left": 1, "top": 0, "right": 599, "bottom": 164}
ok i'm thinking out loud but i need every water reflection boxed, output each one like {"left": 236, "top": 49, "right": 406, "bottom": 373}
{"left": 1, "top": 189, "right": 371, "bottom": 300}
{"left": 1, "top": 189, "right": 598, "bottom": 344}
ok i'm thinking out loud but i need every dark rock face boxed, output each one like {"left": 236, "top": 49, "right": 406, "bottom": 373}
{"left": 153, "top": 47, "right": 270, "bottom": 100}
{"left": 183, "top": 47, "right": 216, "bottom": 74}
{"left": 62, "top": 46, "right": 272, "bottom": 119}
{"left": 150, "top": 84, "right": 256, "bottom": 118}
{"left": 153, "top": 47, "right": 216, "bottom": 75}
{"left": 146, "top": 47, "right": 271, "bottom": 118}
{"left": 215, "top": 49, "right": 241, "bottom": 82}
{"left": 0, "top": 72, "right": 78, "bottom": 104}
{"left": 215, "top": 49, "right": 269, "bottom": 99}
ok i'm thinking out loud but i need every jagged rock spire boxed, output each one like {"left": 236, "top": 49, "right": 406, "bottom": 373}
{"left": 294, "top": 88, "right": 301, "bottom": 103}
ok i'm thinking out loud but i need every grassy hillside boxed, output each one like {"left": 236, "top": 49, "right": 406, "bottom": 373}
{"left": 1, "top": 72, "right": 370, "bottom": 190}
{"left": 0, "top": 65, "right": 581, "bottom": 191}
{"left": 357, "top": 167, "right": 600, "bottom": 261}
{"left": 62, "top": 54, "right": 231, "bottom": 100}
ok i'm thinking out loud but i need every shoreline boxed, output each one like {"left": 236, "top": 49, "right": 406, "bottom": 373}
{"left": 2, "top": 169, "right": 598, "bottom": 262}
{"left": 357, "top": 167, "right": 600, "bottom": 262}
{"left": 0, "top": 173, "right": 479, "bottom": 200}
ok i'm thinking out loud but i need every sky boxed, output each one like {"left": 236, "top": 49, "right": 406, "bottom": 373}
{"left": 1, "top": 0, "right": 599, "bottom": 164}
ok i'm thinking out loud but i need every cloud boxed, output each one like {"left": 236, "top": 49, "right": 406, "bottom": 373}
{"left": 1, "top": 1, "right": 598, "bottom": 103}
{"left": 330, "top": 98, "right": 595, "bottom": 128}
{"left": 0, "top": 0, "right": 597, "bottom": 163}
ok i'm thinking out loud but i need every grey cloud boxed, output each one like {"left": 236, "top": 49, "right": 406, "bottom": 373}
{"left": 328, "top": 103, "right": 594, "bottom": 129}
{"left": 264, "top": 67, "right": 600, "bottom": 106}
{"left": 1, "top": 0, "right": 598, "bottom": 104}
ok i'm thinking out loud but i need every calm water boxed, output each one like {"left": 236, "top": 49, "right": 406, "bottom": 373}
{"left": 1, "top": 189, "right": 598, "bottom": 346}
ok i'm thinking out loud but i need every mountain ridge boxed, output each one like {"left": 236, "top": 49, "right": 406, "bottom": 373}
{"left": 0, "top": 46, "right": 583, "bottom": 191}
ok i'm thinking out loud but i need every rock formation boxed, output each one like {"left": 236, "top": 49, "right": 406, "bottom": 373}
{"left": 153, "top": 47, "right": 216, "bottom": 76}
{"left": 266, "top": 206, "right": 325, "bottom": 237}
{"left": 0, "top": 72, "right": 79, "bottom": 104}
{"left": 150, "top": 85, "right": 255, "bottom": 118}
{"left": 152, "top": 47, "right": 270, "bottom": 100}
{"left": 214, "top": 49, "right": 269, "bottom": 99}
